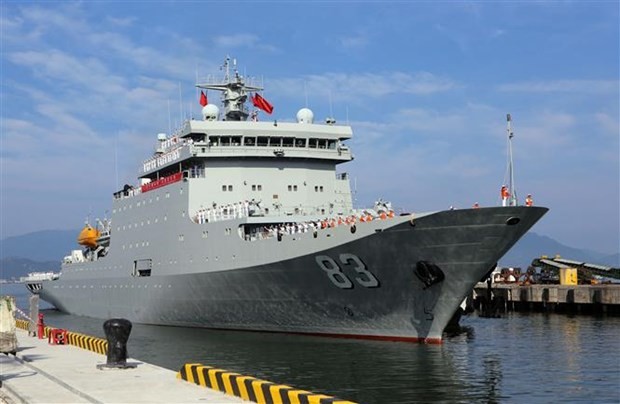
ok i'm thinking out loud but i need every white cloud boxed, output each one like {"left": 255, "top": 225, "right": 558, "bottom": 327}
{"left": 594, "top": 112, "right": 620, "bottom": 137}
{"left": 340, "top": 33, "right": 369, "bottom": 49}
{"left": 106, "top": 16, "right": 136, "bottom": 27}
{"left": 0, "top": 1, "right": 617, "bottom": 255}
{"left": 398, "top": 108, "right": 467, "bottom": 133}
{"left": 9, "top": 50, "right": 126, "bottom": 94}
{"left": 214, "top": 34, "right": 260, "bottom": 48}
{"left": 271, "top": 71, "right": 457, "bottom": 103}
{"left": 497, "top": 79, "right": 618, "bottom": 94}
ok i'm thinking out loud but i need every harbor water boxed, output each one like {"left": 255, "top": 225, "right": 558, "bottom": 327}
{"left": 3, "top": 283, "right": 619, "bottom": 403}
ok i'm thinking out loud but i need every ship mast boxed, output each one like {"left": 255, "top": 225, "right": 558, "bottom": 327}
{"left": 195, "top": 56, "right": 262, "bottom": 121}
{"left": 506, "top": 113, "right": 518, "bottom": 206}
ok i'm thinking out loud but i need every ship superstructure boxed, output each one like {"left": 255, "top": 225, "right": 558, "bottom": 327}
{"left": 35, "top": 57, "right": 547, "bottom": 343}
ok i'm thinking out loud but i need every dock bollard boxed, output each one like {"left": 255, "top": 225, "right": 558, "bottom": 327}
{"left": 97, "top": 318, "right": 137, "bottom": 369}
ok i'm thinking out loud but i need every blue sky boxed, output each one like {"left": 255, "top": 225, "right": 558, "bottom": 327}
{"left": 1, "top": 1, "right": 618, "bottom": 255}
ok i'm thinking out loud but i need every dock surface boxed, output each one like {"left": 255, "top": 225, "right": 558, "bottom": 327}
{"left": 0, "top": 328, "right": 242, "bottom": 403}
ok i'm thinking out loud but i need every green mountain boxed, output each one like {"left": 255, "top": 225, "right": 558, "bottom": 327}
{"left": 0, "top": 229, "right": 78, "bottom": 261}
{"left": 499, "top": 233, "right": 619, "bottom": 268}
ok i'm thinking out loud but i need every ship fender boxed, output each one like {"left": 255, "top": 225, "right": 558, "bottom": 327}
{"left": 414, "top": 261, "right": 445, "bottom": 289}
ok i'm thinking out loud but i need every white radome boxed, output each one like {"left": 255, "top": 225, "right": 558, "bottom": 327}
{"left": 202, "top": 104, "right": 219, "bottom": 121}
{"left": 296, "top": 108, "right": 314, "bottom": 124}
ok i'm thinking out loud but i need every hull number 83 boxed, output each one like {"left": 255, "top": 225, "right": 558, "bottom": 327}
{"left": 315, "top": 254, "right": 380, "bottom": 289}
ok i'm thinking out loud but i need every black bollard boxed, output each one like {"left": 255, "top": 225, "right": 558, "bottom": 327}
{"left": 97, "top": 318, "right": 137, "bottom": 369}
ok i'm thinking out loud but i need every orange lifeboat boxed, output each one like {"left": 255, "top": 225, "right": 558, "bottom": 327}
{"left": 77, "top": 225, "right": 100, "bottom": 249}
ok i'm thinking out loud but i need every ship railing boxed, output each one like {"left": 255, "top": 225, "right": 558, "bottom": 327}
{"left": 193, "top": 202, "right": 342, "bottom": 225}
{"left": 143, "top": 143, "right": 189, "bottom": 172}
{"left": 193, "top": 201, "right": 252, "bottom": 224}
{"left": 191, "top": 144, "right": 352, "bottom": 159}
{"left": 239, "top": 210, "right": 398, "bottom": 242}
{"left": 185, "top": 167, "right": 206, "bottom": 179}
{"left": 193, "top": 201, "right": 392, "bottom": 226}
{"left": 113, "top": 186, "right": 142, "bottom": 200}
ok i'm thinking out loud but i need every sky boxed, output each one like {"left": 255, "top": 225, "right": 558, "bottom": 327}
{"left": 1, "top": 1, "right": 618, "bottom": 255}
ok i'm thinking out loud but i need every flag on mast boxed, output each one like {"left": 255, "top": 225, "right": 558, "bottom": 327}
{"left": 252, "top": 93, "right": 274, "bottom": 114}
{"left": 199, "top": 91, "right": 208, "bottom": 107}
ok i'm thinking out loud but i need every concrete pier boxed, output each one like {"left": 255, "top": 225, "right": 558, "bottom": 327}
{"left": 473, "top": 283, "right": 620, "bottom": 314}
{"left": 0, "top": 328, "right": 242, "bottom": 403}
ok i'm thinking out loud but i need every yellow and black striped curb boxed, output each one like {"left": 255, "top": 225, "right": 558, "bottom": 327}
{"left": 15, "top": 319, "right": 108, "bottom": 355}
{"left": 178, "top": 363, "right": 356, "bottom": 404}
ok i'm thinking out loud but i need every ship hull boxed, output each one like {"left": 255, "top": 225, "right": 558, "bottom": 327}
{"left": 39, "top": 207, "right": 547, "bottom": 342}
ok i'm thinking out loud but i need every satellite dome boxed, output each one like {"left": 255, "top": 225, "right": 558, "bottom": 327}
{"left": 296, "top": 108, "right": 314, "bottom": 124}
{"left": 202, "top": 104, "right": 219, "bottom": 121}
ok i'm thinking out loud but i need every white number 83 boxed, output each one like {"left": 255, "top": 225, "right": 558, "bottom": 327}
{"left": 315, "top": 254, "right": 380, "bottom": 289}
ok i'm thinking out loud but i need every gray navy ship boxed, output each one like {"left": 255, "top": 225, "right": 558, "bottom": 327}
{"left": 33, "top": 57, "right": 547, "bottom": 343}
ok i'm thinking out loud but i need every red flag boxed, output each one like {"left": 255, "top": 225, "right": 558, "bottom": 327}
{"left": 252, "top": 93, "right": 273, "bottom": 114}
{"left": 199, "top": 91, "right": 208, "bottom": 107}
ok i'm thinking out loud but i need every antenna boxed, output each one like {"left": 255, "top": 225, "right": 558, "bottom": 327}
{"left": 195, "top": 65, "right": 199, "bottom": 118}
{"left": 114, "top": 133, "right": 119, "bottom": 191}
{"left": 506, "top": 113, "right": 518, "bottom": 206}
{"left": 304, "top": 80, "right": 308, "bottom": 108}
{"left": 328, "top": 90, "right": 334, "bottom": 119}
{"left": 178, "top": 82, "right": 183, "bottom": 123}
{"left": 167, "top": 99, "right": 171, "bottom": 135}
{"left": 222, "top": 56, "right": 230, "bottom": 82}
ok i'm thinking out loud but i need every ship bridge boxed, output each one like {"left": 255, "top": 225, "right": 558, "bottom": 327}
{"left": 139, "top": 119, "right": 353, "bottom": 178}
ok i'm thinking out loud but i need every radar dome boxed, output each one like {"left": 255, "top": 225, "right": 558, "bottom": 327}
{"left": 157, "top": 133, "right": 167, "bottom": 141}
{"left": 296, "top": 108, "right": 314, "bottom": 124}
{"left": 202, "top": 104, "right": 219, "bottom": 121}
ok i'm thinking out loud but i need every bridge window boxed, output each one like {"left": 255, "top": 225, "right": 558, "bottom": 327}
{"left": 283, "top": 137, "right": 294, "bottom": 147}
